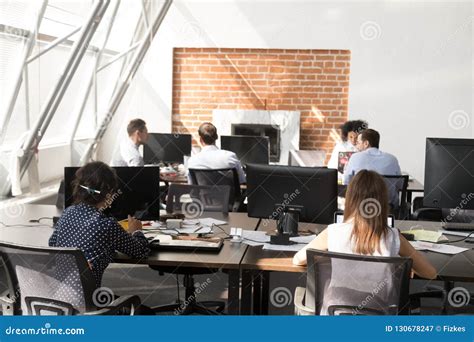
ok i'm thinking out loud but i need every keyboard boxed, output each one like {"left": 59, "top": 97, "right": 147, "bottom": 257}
{"left": 441, "top": 222, "right": 474, "bottom": 232}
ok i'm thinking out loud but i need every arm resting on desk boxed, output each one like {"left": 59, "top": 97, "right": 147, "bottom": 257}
{"left": 293, "top": 229, "right": 328, "bottom": 266}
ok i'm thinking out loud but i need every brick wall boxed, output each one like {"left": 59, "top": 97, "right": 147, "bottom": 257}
{"left": 172, "top": 47, "right": 351, "bottom": 157}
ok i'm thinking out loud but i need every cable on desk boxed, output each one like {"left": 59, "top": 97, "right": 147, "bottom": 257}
{"left": 0, "top": 221, "right": 52, "bottom": 228}
{"left": 438, "top": 231, "right": 474, "bottom": 244}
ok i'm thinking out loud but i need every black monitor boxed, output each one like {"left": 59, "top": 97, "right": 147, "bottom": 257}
{"left": 64, "top": 166, "right": 161, "bottom": 220}
{"left": 424, "top": 138, "right": 474, "bottom": 209}
{"left": 143, "top": 133, "right": 192, "bottom": 164}
{"left": 220, "top": 135, "right": 270, "bottom": 166}
{"left": 246, "top": 164, "right": 338, "bottom": 224}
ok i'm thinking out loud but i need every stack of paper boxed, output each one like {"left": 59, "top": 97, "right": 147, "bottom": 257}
{"left": 402, "top": 229, "right": 448, "bottom": 243}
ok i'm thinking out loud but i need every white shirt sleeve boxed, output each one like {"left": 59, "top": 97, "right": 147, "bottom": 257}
{"left": 228, "top": 152, "right": 246, "bottom": 183}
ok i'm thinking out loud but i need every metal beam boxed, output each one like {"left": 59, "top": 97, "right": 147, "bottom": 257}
{"left": 96, "top": 40, "right": 141, "bottom": 72}
{"left": 80, "top": 0, "right": 173, "bottom": 164}
{"left": 0, "top": 1, "right": 48, "bottom": 146}
{"left": 68, "top": 0, "right": 121, "bottom": 153}
{"left": 27, "top": 25, "right": 82, "bottom": 63}
{"left": 19, "top": 0, "right": 110, "bottom": 179}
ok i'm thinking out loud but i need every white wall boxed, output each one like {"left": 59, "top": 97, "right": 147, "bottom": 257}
{"left": 98, "top": 0, "right": 473, "bottom": 182}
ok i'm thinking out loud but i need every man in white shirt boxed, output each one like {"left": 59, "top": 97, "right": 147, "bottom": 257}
{"left": 187, "top": 122, "right": 246, "bottom": 183}
{"left": 112, "top": 119, "right": 149, "bottom": 167}
{"left": 343, "top": 129, "right": 401, "bottom": 207}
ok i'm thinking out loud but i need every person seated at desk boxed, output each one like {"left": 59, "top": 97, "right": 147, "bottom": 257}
{"left": 112, "top": 118, "right": 149, "bottom": 166}
{"left": 343, "top": 128, "right": 401, "bottom": 207}
{"left": 327, "top": 119, "right": 368, "bottom": 170}
{"left": 186, "top": 122, "right": 246, "bottom": 183}
{"left": 293, "top": 170, "right": 437, "bottom": 280}
{"left": 49, "top": 161, "right": 150, "bottom": 289}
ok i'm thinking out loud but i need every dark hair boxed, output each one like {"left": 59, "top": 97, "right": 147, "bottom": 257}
{"left": 198, "top": 122, "right": 218, "bottom": 145}
{"left": 127, "top": 118, "right": 147, "bottom": 136}
{"left": 360, "top": 128, "right": 380, "bottom": 148}
{"left": 72, "top": 162, "right": 118, "bottom": 207}
{"left": 340, "top": 120, "right": 368, "bottom": 141}
{"left": 344, "top": 170, "right": 389, "bottom": 255}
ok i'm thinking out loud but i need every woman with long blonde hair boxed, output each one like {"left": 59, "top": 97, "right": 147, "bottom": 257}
{"left": 293, "top": 170, "right": 436, "bottom": 279}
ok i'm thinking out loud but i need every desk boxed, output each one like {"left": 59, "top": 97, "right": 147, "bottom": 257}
{"left": 240, "top": 219, "right": 474, "bottom": 314}
{"left": 0, "top": 204, "right": 259, "bottom": 315}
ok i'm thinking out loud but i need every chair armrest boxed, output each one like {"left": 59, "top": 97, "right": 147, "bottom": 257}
{"left": 83, "top": 295, "right": 141, "bottom": 315}
{"left": 294, "top": 286, "right": 315, "bottom": 315}
{"left": 411, "top": 207, "right": 442, "bottom": 221}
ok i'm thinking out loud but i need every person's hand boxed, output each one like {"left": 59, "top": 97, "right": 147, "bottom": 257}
{"left": 128, "top": 215, "right": 142, "bottom": 234}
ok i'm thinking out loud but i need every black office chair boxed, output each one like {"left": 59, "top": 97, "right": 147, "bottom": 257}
{"left": 411, "top": 197, "right": 443, "bottom": 221}
{"left": 294, "top": 249, "right": 413, "bottom": 315}
{"left": 188, "top": 168, "right": 243, "bottom": 212}
{"left": 165, "top": 184, "right": 230, "bottom": 214}
{"left": 0, "top": 242, "right": 141, "bottom": 315}
{"left": 383, "top": 175, "right": 410, "bottom": 220}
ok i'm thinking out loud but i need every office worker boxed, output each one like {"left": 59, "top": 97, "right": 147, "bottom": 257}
{"left": 49, "top": 162, "right": 150, "bottom": 289}
{"left": 293, "top": 170, "right": 437, "bottom": 280}
{"left": 187, "top": 122, "right": 246, "bottom": 183}
{"left": 327, "top": 120, "right": 368, "bottom": 170}
{"left": 343, "top": 128, "right": 401, "bottom": 207}
{"left": 113, "top": 118, "right": 149, "bottom": 167}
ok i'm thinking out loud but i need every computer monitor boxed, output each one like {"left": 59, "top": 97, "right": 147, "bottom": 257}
{"left": 143, "top": 133, "right": 192, "bottom": 164}
{"left": 246, "top": 164, "right": 338, "bottom": 224}
{"left": 220, "top": 135, "right": 270, "bottom": 166}
{"left": 64, "top": 166, "right": 161, "bottom": 220}
{"left": 424, "top": 138, "right": 474, "bottom": 209}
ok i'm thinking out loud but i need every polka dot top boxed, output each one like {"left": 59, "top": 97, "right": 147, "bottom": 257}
{"left": 49, "top": 203, "right": 150, "bottom": 288}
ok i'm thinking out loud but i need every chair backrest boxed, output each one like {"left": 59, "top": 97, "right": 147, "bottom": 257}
{"left": 188, "top": 168, "right": 241, "bottom": 211}
{"left": 383, "top": 175, "right": 409, "bottom": 218}
{"left": 166, "top": 184, "right": 230, "bottom": 214}
{"left": 305, "top": 249, "right": 412, "bottom": 315}
{"left": 0, "top": 242, "right": 97, "bottom": 315}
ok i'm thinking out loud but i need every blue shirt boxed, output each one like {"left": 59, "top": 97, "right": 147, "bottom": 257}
{"left": 343, "top": 148, "right": 401, "bottom": 206}
{"left": 49, "top": 203, "right": 150, "bottom": 288}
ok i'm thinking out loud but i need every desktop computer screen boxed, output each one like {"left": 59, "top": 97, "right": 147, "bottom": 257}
{"left": 64, "top": 166, "right": 161, "bottom": 220}
{"left": 220, "top": 135, "right": 270, "bottom": 166}
{"left": 143, "top": 133, "right": 192, "bottom": 164}
{"left": 424, "top": 137, "right": 474, "bottom": 209}
{"left": 246, "top": 164, "right": 338, "bottom": 224}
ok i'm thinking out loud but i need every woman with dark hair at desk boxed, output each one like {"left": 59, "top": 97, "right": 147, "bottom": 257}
{"left": 49, "top": 162, "right": 150, "bottom": 289}
{"left": 293, "top": 170, "right": 437, "bottom": 280}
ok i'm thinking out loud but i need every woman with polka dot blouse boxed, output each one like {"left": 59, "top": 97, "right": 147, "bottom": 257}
{"left": 49, "top": 161, "right": 150, "bottom": 289}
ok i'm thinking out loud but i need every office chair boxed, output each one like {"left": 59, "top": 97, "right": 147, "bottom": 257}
{"left": 0, "top": 242, "right": 141, "bottom": 315}
{"left": 165, "top": 184, "right": 230, "bottom": 214}
{"left": 383, "top": 175, "right": 409, "bottom": 220}
{"left": 294, "top": 249, "right": 413, "bottom": 315}
{"left": 411, "top": 197, "right": 443, "bottom": 221}
{"left": 188, "top": 168, "right": 243, "bottom": 212}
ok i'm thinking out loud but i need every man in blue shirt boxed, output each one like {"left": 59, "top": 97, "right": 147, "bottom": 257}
{"left": 343, "top": 129, "right": 401, "bottom": 207}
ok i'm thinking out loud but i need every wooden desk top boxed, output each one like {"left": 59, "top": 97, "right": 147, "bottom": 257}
{"left": 241, "top": 219, "right": 474, "bottom": 282}
{"left": 0, "top": 204, "right": 259, "bottom": 271}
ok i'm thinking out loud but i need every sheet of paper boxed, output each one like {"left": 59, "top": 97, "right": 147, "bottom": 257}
{"left": 262, "top": 243, "right": 304, "bottom": 252}
{"left": 403, "top": 229, "right": 443, "bottom": 243}
{"left": 410, "top": 241, "right": 470, "bottom": 255}
{"left": 290, "top": 235, "right": 316, "bottom": 244}
{"left": 242, "top": 230, "right": 270, "bottom": 243}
